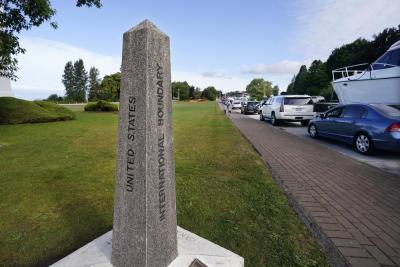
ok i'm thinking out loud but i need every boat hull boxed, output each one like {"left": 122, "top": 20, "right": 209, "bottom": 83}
{"left": 332, "top": 77, "right": 400, "bottom": 104}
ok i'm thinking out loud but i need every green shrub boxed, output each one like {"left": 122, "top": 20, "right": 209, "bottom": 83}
{"left": 84, "top": 100, "right": 118, "bottom": 112}
{"left": 0, "top": 97, "right": 75, "bottom": 124}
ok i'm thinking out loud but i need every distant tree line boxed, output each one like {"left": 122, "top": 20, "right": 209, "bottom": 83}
{"left": 287, "top": 25, "right": 400, "bottom": 100}
{"left": 172, "top": 81, "right": 219, "bottom": 101}
{"left": 244, "top": 78, "right": 280, "bottom": 100}
{"left": 48, "top": 61, "right": 220, "bottom": 102}
{"left": 47, "top": 59, "right": 121, "bottom": 103}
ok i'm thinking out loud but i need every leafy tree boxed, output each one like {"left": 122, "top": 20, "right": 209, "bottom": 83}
{"left": 88, "top": 67, "right": 101, "bottom": 101}
{"left": 172, "top": 81, "right": 189, "bottom": 100}
{"left": 0, "top": 0, "right": 102, "bottom": 79}
{"left": 288, "top": 25, "right": 399, "bottom": 99}
{"left": 73, "top": 59, "right": 88, "bottom": 102}
{"left": 325, "top": 38, "right": 370, "bottom": 75}
{"left": 193, "top": 87, "right": 202, "bottom": 99}
{"left": 319, "top": 84, "right": 335, "bottom": 101}
{"left": 292, "top": 65, "right": 308, "bottom": 94}
{"left": 245, "top": 78, "right": 272, "bottom": 100}
{"left": 101, "top": 72, "right": 121, "bottom": 101}
{"left": 188, "top": 86, "right": 195, "bottom": 99}
{"left": 272, "top": 85, "right": 279, "bottom": 96}
{"left": 46, "top": 94, "right": 63, "bottom": 102}
{"left": 306, "top": 60, "right": 329, "bottom": 96}
{"left": 366, "top": 25, "right": 400, "bottom": 63}
{"left": 201, "top": 86, "right": 217, "bottom": 101}
{"left": 62, "top": 61, "right": 75, "bottom": 101}
{"left": 286, "top": 75, "right": 296, "bottom": 94}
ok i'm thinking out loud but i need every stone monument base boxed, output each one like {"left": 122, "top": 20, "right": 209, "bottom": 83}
{"left": 50, "top": 227, "right": 244, "bottom": 267}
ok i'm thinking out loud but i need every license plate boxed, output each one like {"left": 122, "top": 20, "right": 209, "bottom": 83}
{"left": 295, "top": 108, "right": 303, "bottom": 111}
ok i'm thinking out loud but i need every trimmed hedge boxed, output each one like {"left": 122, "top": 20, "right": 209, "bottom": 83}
{"left": 0, "top": 97, "right": 75, "bottom": 124}
{"left": 84, "top": 100, "right": 119, "bottom": 112}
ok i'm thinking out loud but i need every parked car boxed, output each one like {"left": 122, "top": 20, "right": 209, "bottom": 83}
{"left": 260, "top": 95, "right": 314, "bottom": 126}
{"left": 308, "top": 104, "right": 400, "bottom": 154}
{"left": 254, "top": 103, "right": 262, "bottom": 114}
{"left": 241, "top": 101, "right": 259, "bottom": 114}
{"left": 232, "top": 100, "right": 242, "bottom": 109}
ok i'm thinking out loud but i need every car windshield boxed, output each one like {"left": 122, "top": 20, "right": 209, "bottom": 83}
{"left": 284, "top": 97, "right": 313, "bottom": 105}
{"left": 247, "top": 102, "right": 257, "bottom": 106}
{"left": 371, "top": 104, "right": 400, "bottom": 117}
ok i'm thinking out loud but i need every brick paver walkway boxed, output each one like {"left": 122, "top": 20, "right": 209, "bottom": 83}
{"left": 228, "top": 111, "right": 400, "bottom": 267}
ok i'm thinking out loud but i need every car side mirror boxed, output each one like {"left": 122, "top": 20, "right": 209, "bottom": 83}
{"left": 320, "top": 113, "right": 326, "bottom": 119}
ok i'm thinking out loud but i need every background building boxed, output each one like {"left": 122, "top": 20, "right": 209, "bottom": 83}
{"left": 0, "top": 77, "right": 13, "bottom": 97}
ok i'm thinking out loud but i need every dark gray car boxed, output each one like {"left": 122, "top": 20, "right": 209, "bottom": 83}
{"left": 241, "top": 101, "right": 259, "bottom": 114}
{"left": 308, "top": 104, "right": 400, "bottom": 154}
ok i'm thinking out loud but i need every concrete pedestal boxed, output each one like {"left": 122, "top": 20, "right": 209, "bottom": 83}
{"left": 50, "top": 227, "right": 244, "bottom": 267}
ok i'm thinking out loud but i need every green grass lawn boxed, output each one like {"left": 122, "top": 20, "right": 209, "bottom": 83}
{"left": 0, "top": 97, "right": 75, "bottom": 124}
{"left": 0, "top": 102, "right": 327, "bottom": 267}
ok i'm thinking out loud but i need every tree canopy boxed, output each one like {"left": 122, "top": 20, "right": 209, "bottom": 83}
{"left": 88, "top": 67, "right": 101, "bottom": 101}
{"left": 172, "top": 81, "right": 189, "bottom": 100}
{"left": 101, "top": 72, "right": 121, "bottom": 102}
{"left": 245, "top": 78, "right": 273, "bottom": 100}
{"left": 287, "top": 25, "right": 400, "bottom": 100}
{"left": 201, "top": 86, "right": 217, "bottom": 101}
{"left": 0, "top": 0, "right": 102, "bottom": 79}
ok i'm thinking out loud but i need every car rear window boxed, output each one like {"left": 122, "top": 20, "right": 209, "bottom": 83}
{"left": 371, "top": 104, "right": 400, "bottom": 117}
{"left": 247, "top": 102, "right": 257, "bottom": 106}
{"left": 284, "top": 97, "right": 313, "bottom": 105}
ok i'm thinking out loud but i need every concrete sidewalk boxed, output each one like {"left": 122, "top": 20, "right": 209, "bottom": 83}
{"left": 227, "top": 110, "right": 400, "bottom": 267}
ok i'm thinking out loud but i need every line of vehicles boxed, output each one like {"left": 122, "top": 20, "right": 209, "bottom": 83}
{"left": 223, "top": 40, "right": 400, "bottom": 155}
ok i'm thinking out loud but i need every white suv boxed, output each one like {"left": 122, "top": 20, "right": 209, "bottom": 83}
{"left": 231, "top": 100, "right": 242, "bottom": 109}
{"left": 260, "top": 95, "right": 315, "bottom": 126}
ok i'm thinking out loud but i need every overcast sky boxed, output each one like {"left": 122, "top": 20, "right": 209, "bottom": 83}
{"left": 11, "top": 0, "right": 400, "bottom": 99}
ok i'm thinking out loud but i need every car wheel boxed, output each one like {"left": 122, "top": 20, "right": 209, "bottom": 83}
{"left": 271, "top": 113, "right": 279, "bottom": 126}
{"left": 301, "top": 120, "right": 310, "bottom": 126}
{"left": 259, "top": 113, "right": 265, "bottom": 121}
{"left": 308, "top": 124, "right": 318, "bottom": 138}
{"left": 354, "top": 133, "right": 374, "bottom": 155}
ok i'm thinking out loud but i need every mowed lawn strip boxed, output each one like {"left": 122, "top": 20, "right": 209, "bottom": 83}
{"left": 174, "top": 102, "right": 326, "bottom": 267}
{"left": 0, "top": 101, "right": 327, "bottom": 267}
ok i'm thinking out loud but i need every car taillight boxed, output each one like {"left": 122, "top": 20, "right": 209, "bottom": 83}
{"left": 386, "top": 122, "right": 400, "bottom": 132}
{"left": 280, "top": 104, "right": 284, "bottom": 112}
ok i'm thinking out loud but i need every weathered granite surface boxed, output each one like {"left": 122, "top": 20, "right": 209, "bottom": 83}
{"left": 111, "top": 20, "right": 177, "bottom": 267}
{"left": 50, "top": 227, "right": 244, "bottom": 267}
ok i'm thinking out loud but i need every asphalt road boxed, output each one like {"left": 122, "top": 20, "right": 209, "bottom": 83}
{"left": 231, "top": 109, "right": 400, "bottom": 176}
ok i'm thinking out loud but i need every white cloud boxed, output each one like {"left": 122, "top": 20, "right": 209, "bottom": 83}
{"left": 173, "top": 70, "right": 249, "bottom": 93}
{"left": 295, "top": 0, "right": 400, "bottom": 60}
{"left": 10, "top": 37, "right": 249, "bottom": 97}
{"left": 240, "top": 60, "right": 303, "bottom": 75}
{"left": 12, "top": 37, "right": 121, "bottom": 99}
{"left": 201, "top": 70, "right": 230, "bottom": 79}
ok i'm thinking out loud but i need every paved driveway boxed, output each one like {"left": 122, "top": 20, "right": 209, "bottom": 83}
{"left": 226, "top": 109, "right": 400, "bottom": 267}
{"left": 244, "top": 113, "right": 400, "bottom": 176}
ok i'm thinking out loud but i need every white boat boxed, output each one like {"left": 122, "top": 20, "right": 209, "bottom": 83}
{"left": 332, "top": 40, "right": 400, "bottom": 104}
{"left": 0, "top": 76, "right": 13, "bottom": 97}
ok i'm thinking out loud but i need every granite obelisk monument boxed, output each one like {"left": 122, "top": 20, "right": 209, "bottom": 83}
{"left": 111, "top": 20, "right": 178, "bottom": 267}
{"left": 50, "top": 19, "right": 243, "bottom": 267}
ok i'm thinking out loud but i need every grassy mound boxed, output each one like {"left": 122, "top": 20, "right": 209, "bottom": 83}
{"left": 84, "top": 100, "right": 118, "bottom": 112}
{"left": 0, "top": 97, "right": 75, "bottom": 124}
